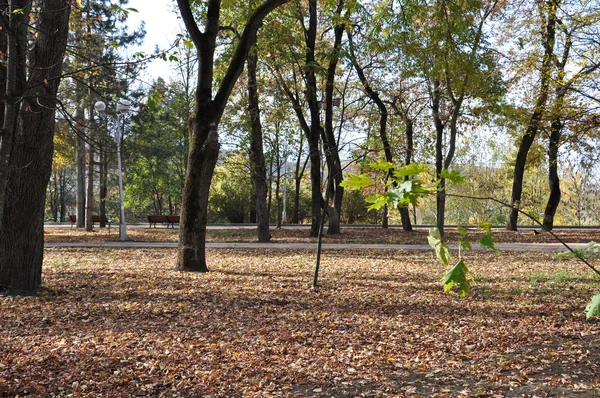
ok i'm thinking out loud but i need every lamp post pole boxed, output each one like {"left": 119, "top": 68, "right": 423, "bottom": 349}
{"left": 115, "top": 99, "right": 130, "bottom": 241}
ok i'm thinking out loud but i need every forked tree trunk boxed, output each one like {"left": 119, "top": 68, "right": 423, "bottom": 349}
{"left": 0, "top": 0, "right": 71, "bottom": 291}
{"left": 508, "top": 0, "right": 559, "bottom": 230}
{"left": 177, "top": 119, "right": 220, "bottom": 272}
{"left": 175, "top": 0, "right": 288, "bottom": 272}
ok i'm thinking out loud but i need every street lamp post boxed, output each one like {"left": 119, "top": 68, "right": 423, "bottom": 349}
{"left": 94, "top": 99, "right": 130, "bottom": 241}
{"left": 115, "top": 100, "right": 130, "bottom": 241}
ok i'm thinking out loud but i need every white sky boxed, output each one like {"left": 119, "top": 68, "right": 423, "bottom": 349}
{"left": 125, "top": 0, "right": 183, "bottom": 82}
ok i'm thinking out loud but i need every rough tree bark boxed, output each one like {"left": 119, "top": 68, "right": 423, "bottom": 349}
{"left": 176, "top": 0, "right": 289, "bottom": 271}
{"left": 0, "top": 0, "right": 71, "bottom": 291}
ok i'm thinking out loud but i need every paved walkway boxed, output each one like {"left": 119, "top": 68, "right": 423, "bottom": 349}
{"left": 44, "top": 241, "right": 590, "bottom": 252}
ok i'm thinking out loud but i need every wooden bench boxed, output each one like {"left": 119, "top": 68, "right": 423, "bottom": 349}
{"left": 148, "top": 215, "right": 170, "bottom": 228}
{"left": 167, "top": 215, "right": 180, "bottom": 227}
{"left": 147, "top": 215, "right": 180, "bottom": 228}
{"left": 69, "top": 215, "right": 111, "bottom": 228}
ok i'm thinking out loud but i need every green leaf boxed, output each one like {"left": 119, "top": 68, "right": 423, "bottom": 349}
{"left": 183, "top": 39, "right": 194, "bottom": 49}
{"left": 12, "top": 8, "right": 24, "bottom": 14}
{"left": 439, "top": 169, "right": 466, "bottom": 183}
{"left": 442, "top": 260, "right": 474, "bottom": 297}
{"left": 369, "top": 160, "right": 395, "bottom": 172}
{"left": 126, "top": 7, "right": 139, "bottom": 12}
{"left": 586, "top": 294, "right": 600, "bottom": 319}
{"left": 169, "top": 55, "right": 179, "bottom": 62}
{"left": 365, "top": 193, "right": 390, "bottom": 211}
{"left": 458, "top": 239, "right": 472, "bottom": 251}
{"left": 457, "top": 225, "right": 468, "bottom": 236}
{"left": 392, "top": 163, "right": 427, "bottom": 178}
{"left": 428, "top": 228, "right": 451, "bottom": 266}
{"left": 340, "top": 174, "right": 375, "bottom": 190}
{"left": 479, "top": 222, "right": 492, "bottom": 234}
{"left": 478, "top": 233, "right": 499, "bottom": 252}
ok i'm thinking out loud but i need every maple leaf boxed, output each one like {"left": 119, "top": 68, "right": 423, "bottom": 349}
{"left": 442, "top": 260, "right": 474, "bottom": 297}
{"left": 428, "top": 227, "right": 451, "bottom": 265}
{"left": 585, "top": 294, "right": 600, "bottom": 320}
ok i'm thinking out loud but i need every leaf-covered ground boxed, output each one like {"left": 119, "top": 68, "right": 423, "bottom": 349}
{"left": 2, "top": 248, "right": 600, "bottom": 397}
{"left": 44, "top": 226, "right": 600, "bottom": 245}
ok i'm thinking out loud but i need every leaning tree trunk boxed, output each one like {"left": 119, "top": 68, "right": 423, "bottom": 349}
{"left": 347, "top": 28, "right": 412, "bottom": 231}
{"left": 247, "top": 50, "right": 270, "bottom": 242}
{"left": 0, "top": 0, "right": 70, "bottom": 291}
{"left": 322, "top": 0, "right": 345, "bottom": 236}
{"left": 508, "top": 0, "right": 558, "bottom": 230}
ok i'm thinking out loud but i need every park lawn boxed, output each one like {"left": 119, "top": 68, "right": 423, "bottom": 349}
{"left": 44, "top": 226, "right": 600, "bottom": 245}
{"left": 1, "top": 249, "right": 600, "bottom": 397}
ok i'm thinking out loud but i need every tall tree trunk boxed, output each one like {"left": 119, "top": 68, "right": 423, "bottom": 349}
{"left": 75, "top": 98, "right": 86, "bottom": 228}
{"left": 59, "top": 169, "right": 67, "bottom": 223}
{"left": 347, "top": 28, "right": 413, "bottom": 231}
{"left": 85, "top": 139, "right": 94, "bottom": 231}
{"left": 304, "top": 0, "right": 323, "bottom": 237}
{"left": 0, "top": 0, "right": 27, "bottom": 224}
{"left": 322, "top": 0, "right": 345, "bottom": 235}
{"left": 99, "top": 144, "right": 107, "bottom": 227}
{"left": 267, "top": 154, "right": 273, "bottom": 219}
{"left": 292, "top": 134, "right": 306, "bottom": 224}
{"left": 176, "top": 0, "right": 289, "bottom": 271}
{"left": 543, "top": 113, "right": 562, "bottom": 230}
{"left": 432, "top": 80, "right": 446, "bottom": 236}
{"left": 0, "top": 0, "right": 70, "bottom": 291}
{"left": 508, "top": 0, "right": 559, "bottom": 230}
{"left": 399, "top": 118, "right": 414, "bottom": 231}
{"left": 543, "top": 33, "right": 571, "bottom": 230}
{"left": 247, "top": 51, "right": 270, "bottom": 241}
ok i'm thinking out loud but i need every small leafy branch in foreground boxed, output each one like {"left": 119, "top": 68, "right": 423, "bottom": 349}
{"left": 341, "top": 161, "right": 600, "bottom": 320}
{"left": 341, "top": 161, "right": 497, "bottom": 298}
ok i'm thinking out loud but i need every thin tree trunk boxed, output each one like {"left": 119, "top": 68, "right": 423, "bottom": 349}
{"left": 99, "top": 144, "right": 107, "bottom": 227}
{"left": 247, "top": 51, "right": 270, "bottom": 241}
{"left": 85, "top": 140, "right": 94, "bottom": 231}
{"left": 322, "top": 0, "right": 345, "bottom": 236}
{"left": 59, "top": 169, "right": 67, "bottom": 222}
{"left": 292, "top": 134, "right": 307, "bottom": 224}
{"left": 75, "top": 99, "right": 86, "bottom": 228}
{"left": 508, "top": 0, "right": 559, "bottom": 230}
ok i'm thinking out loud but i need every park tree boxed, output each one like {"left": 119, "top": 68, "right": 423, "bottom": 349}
{"left": 401, "top": 0, "right": 502, "bottom": 236}
{"left": 507, "top": 0, "right": 560, "bottom": 230}
{"left": 127, "top": 78, "right": 189, "bottom": 216}
{"left": 0, "top": 0, "right": 71, "bottom": 291}
{"left": 540, "top": 0, "right": 600, "bottom": 230}
{"left": 176, "top": 0, "right": 290, "bottom": 272}
{"left": 63, "top": 0, "right": 144, "bottom": 230}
